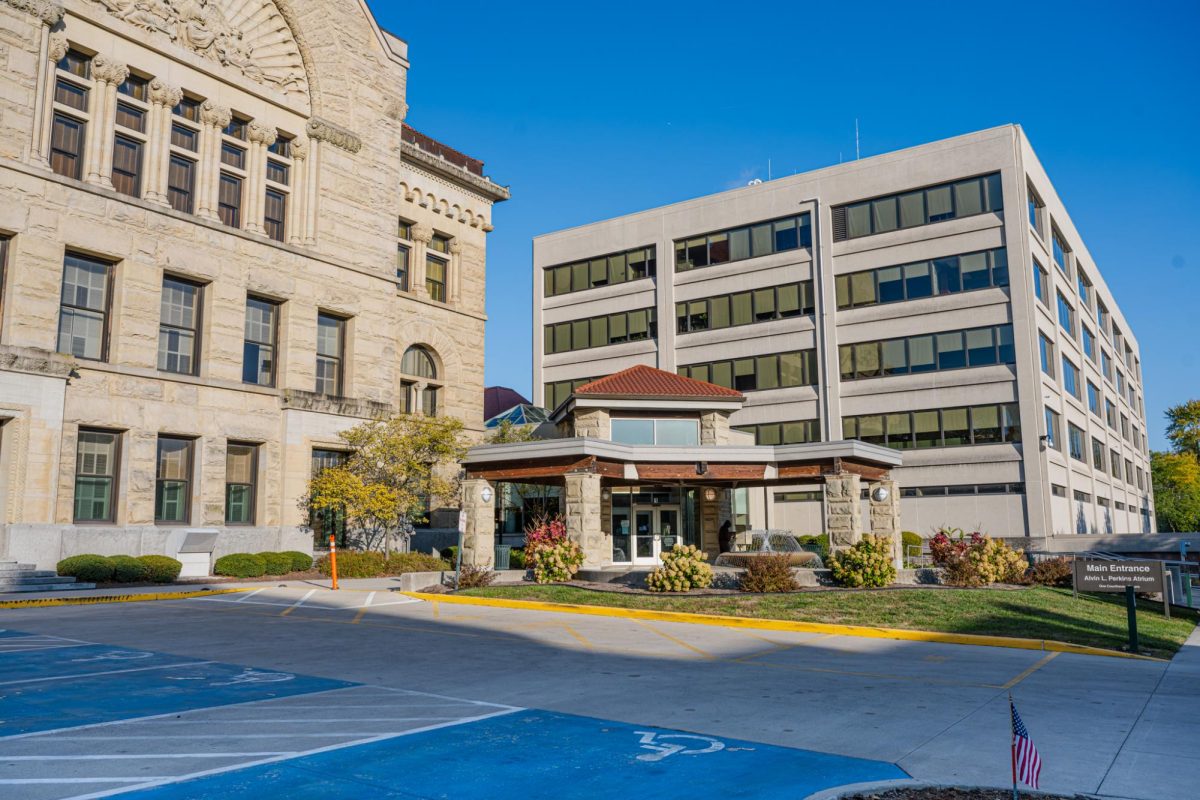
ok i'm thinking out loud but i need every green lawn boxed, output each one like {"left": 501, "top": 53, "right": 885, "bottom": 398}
{"left": 461, "top": 585, "right": 1198, "bottom": 658}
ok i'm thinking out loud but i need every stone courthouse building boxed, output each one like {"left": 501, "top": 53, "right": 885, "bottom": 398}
{"left": 0, "top": 0, "right": 508, "bottom": 568}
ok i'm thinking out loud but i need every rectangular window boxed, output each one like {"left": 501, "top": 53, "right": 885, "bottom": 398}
{"left": 1092, "top": 438, "right": 1105, "bottom": 471}
{"left": 675, "top": 214, "right": 810, "bottom": 272}
{"left": 1087, "top": 381, "right": 1101, "bottom": 416}
{"left": 1056, "top": 291, "right": 1075, "bottom": 336}
{"left": 171, "top": 123, "right": 197, "bottom": 151}
{"left": 173, "top": 96, "right": 201, "bottom": 122}
{"left": 1052, "top": 230, "right": 1070, "bottom": 276}
{"left": 1045, "top": 407, "right": 1061, "bottom": 451}
{"left": 117, "top": 74, "right": 147, "bottom": 101}
{"left": 1081, "top": 325, "right": 1096, "bottom": 362}
{"left": 1077, "top": 271, "right": 1092, "bottom": 311}
{"left": 111, "top": 134, "right": 142, "bottom": 197}
{"left": 396, "top": 244, "right": 410, "bottom": 291}
{"left": 681, "top": 349, "right": 816, "bottom": 392}
{"left": 167, "top": 155, "right": 195, "bottom": 213}
{"left": 1106, "top": 399, "right": 1117, "bottom": 429}
{"left": 114, "top": 101, "right": 145, "bottom": 133}
{"left": 1062, "top": 356, "right": 1080, "bottom": 399}
{"left": 315, "top": 312, "right": 344, "bottom": 396}
{"left": 58, "top": 48, "right": 91, "bottom": 78}
{"left": 1068, "top": 423, "right": 1086, "bottom": 462}
{"left": 57, "top": 253, "right": 111, "bottom": 361}
{"left": 425, "top": 255, "right": 447, "bottom": 302}
{"left": 266, "top": 159, "right": 289, "bottom": 185}
{"left": 1027, "top": 186, "right": 1043, "bottom": 235}
{"left": 225, "top": 443, "right": 257, "bottom": 525}
{"left": 157, "top": 276, "right": 202, "bottom": 375}
{"left": 843, "top": 325, "right": 1014, "bottom": 381}
{"left": 154, "top": 436, "right": 193, "bottom": 524}
{"left": 833, "top": 173, "right": 1002, "bottom": 241}
{"left": 836, "top": 248, "right": 1008, "bottom": 310}
{"left": 264, "top": 189, "right": 286, "bottom": 242}
{"left": 50, "top": 113, "right": 86, "bottom": 179}
{"left": 545, "top": 308, "right": 657, "bottom": 353}
{"left": 429, "top": 234, "right": 451, "bottom": 254}
{"left": 54, "top": 78, "right": 88, "bottom": 111}
{"left": 221, "top": 142, "right": 246, "bottom": 170}
{"left": 1032, "top": 260, "right": 1050, "bottom": 307}
{"left": 224, "top": 115, "right": 248, "bottom": 140}
{"left": 1039, "top": 333, "right": 1054, "bottom": 377}
{"left": 678, "top": 281, "right": 813, "bottom": 332}
{"left": 1111, "top": 449, "right": 1121, "bottom": 479}
{"left": 218, "top": 173, "right": 242, "bottom": 228}
{"left": 242, "top": 296, "right": 278, "bottom": 386}
{"left": 269, "top": 134, "right": 291, "bottom": 157}
{"left": 74, "top": 429, "right": 119, "bottom": 523}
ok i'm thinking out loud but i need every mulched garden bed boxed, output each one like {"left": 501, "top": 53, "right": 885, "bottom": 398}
{"left": 843, "top": 788, "right": 1085, "bottom": 800}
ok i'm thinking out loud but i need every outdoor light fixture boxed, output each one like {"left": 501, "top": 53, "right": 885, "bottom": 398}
{"left": 695, "top": 461, "right": 708, "bottom": 475}
{"left": 601, "top": 488, "right": 611, "bottom": 501}
{"left": 871, "top": 486, "right": 890, "bottom": 503}
{"left": 479, "top": 486, "right": 493, "bottom": 503}
{"left": 703, "top": 488, "right": 717, "bottom": 502}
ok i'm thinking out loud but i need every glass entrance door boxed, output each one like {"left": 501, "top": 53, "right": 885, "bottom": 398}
{"left": 633, "top": 505, "right": 680, "bottom": 565}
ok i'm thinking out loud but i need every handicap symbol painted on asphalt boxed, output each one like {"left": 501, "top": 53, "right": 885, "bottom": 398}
{"left": 71, "top": 651, "right": 154, "bottom": 662}
{"left": 209, "top": 669, "right": 295, "bottom": 686}
{"left": 634, "top": 731, "right": 726, "bottom": 762}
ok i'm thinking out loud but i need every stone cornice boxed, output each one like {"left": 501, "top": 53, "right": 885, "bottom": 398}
{"left": 3, "top": 0, "right": 62, "bottom": 25}
{"left": 281, "top": 389, "right": 392, "bottom": 419}
{"left": 401, "top": 140, "right": 510, "bottom": 203}
{"left": 0, "top": 345, "right": 73, "bottom": 380}
{"left": 306, "top": 117, "right": 362, "bottom": 154}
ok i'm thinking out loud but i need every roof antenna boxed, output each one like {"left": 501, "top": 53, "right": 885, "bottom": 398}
{"left": 768, "top": 158, "right": 772, "bottom": 181}
{"left": 855, "top": 118, "right": 861, "bottom": 160}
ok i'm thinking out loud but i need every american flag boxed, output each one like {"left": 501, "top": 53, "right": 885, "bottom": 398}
{"left": 1011, "top": 698, "right": 1042, "bottom": 789}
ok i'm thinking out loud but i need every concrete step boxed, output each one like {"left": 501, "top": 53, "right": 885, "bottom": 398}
{"left": 0, "top": 565, "right": 38, "bottom": 573}
{"left": 0, "top": 575, "right": 83, "bottom": 586}
{"left": 0, "top": 570, "right": 56, "bottom": 578}
{"left": 0, "top": 581, "right": 96, "bottom": 593}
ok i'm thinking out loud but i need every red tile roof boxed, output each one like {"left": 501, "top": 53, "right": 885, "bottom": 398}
{"left": 574, "top": 365, "right": 744, "bottom": 400}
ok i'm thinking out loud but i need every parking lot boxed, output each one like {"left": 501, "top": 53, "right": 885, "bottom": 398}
{"left": 2, "top": 586, "right": 1197, "bottom": 799}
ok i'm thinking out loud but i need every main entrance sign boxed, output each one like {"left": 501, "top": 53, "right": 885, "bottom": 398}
{"left": 1073, "top": 559, "right": 1165, "bottom": 594}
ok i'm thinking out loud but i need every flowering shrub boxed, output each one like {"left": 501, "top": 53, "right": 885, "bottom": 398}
{"left": 646, "top": 545, "right": 714, "bottom": 593}
{"left": 532, "top": 539, "right": 584, "bottom": 584}
{"left": 931, "top": 527, "right": 1026, "bottom": 586}
{"left": 829, "top": 535, "right": 896, "bottom": 588}
{"left": 524, "top": 517, "right": 568, "bottom": 558}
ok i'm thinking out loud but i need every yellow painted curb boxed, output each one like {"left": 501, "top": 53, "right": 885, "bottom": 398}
{"left": 0, "top": 588, "right": 250, "bottom": 609}
{"left": 401, "top": 591, "right": 1167, "bottom": 662}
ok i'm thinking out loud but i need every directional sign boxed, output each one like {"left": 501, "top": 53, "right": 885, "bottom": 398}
{"left": 1073, "top": 559, "right": 1165, "bottom": 594}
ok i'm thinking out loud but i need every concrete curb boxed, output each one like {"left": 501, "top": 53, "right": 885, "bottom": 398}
{"left": 802, "top": 779, "right": 1102, "bottom": 800}
{"left": 401, "top": 592, "right": 1167, "bottom": 662}
{"left": 0, "top": 587, "right": 250, "bottom": 608}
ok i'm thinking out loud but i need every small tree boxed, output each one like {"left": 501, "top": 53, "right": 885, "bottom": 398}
{"left": 1151, "top": 450, "right": 1200, "bottom": 533}
{"left": 304, "top": 415, "right": 466, "bottom": 554}
{"left": 487, "top": 418, "right": 539, "bottom": 444}
{"left": 1166, "top": 399, "right": 1200, "bottom": 459}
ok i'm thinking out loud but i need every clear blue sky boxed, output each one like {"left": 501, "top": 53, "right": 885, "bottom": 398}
{"left": 372, "top": 0, "right": 1199, "bottom": 450}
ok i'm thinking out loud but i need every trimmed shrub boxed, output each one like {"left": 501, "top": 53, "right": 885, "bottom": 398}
{"left": 532, "top": 539, "right": 584, "bottom": 584}
{"left": 107, "top": 555, "right": 150, "bottom": 583}
{"left": 1026, "top": 556, "right": 1073, "bottom": 587}
{"left": 456, "top": 564, "right": 496, "bottom": 589}
{"left": 385, "top": 552, "right": 448, "bottom": 573}
{"left": 316, "top": 550, "right": 385, "bottom": 578}
{"left": 901, "top": 531, "right": 922, "bottom": 552}
{"left": 440, "top": 546, "right": 459, "bottom": 566}
{"left": 256, "top": 552, "right": 295, "bottom": 576}
{"left": 795, "top": 534, "right": 830, "bottom": 560}
{"left": 214, "top": 553, "right": 267, "bottom": 578}
{"left": 738, "top": 554, "right": 799, "bottom": 593}
{"left": 646, "top": 545, "right": 714, "bottom": 593}
{"left": 138, "top": 555, "right": 183, "bottom": 583}
{"left": 280, "top": 551, "right": 314, "bottom": 572}
{"left": 829, "top": 535, "right": 897, "bottom": 588}
{"left": 57, "top": 554, "right": 114, "bottom": 583}
{"left": 509, "top": 548, "right": 526, "bottom": 569}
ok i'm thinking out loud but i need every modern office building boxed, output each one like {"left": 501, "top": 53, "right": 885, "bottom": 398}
{"left": 0, "top": 0, "right": 507, "bottom": 568}
{"left": 533, "top": 126, "right": 1153, "bottom": 544}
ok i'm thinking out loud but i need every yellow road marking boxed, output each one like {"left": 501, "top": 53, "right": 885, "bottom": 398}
{"left": 279, "top": 589, "right": 317, "bottom": 616}
{"left": 631, "top": 619, "right": 713, "bottom": 659}
{"left": 0, "top": 588, "right": 249, "bottom": 609}
{"left": 351, "top": 607, "right": 369, "bottom": 624}
{"left": 1001, "top": 651, "right": 1060, "bottom": 689}
{"left": 400, "top": 592, "right": 1166, "bottom": 662}
{"left": 557, "top": 622, "right": 594, "bottom": 650}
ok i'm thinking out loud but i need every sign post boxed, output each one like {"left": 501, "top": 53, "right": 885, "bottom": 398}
{"left": 1124, "top": 586, "right": 1139, "bottom": 654}
{"left": 455, "top": 508, "right": 466, "bottom": 590}
{"left": 1074, "top": 559, "right": 1167, "bottom": 653}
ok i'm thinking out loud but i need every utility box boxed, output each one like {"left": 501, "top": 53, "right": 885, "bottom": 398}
{"left": 173, "top": 529, "right": 220, "bottom": 578}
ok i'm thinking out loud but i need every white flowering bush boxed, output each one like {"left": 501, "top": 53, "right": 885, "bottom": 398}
{"left": 646, "top": 545, "right": 713, "bottom": 593}
{"left": 532, "top": 539, "right": 584, "bottom": 584}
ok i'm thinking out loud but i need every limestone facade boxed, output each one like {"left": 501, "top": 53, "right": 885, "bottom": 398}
{"left": 823, "top": 473, "right": 862, "bottom": 551}
{"left": 0, "top": 0, "right": 508, "bottom": 568}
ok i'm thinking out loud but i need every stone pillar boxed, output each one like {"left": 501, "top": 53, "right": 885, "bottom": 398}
{"left": 459, "top": 478, "right": 495, "bottom": 568}
{"left": 410, "top": 223, "right": 432, "bottom": 298}
{"left": 145, "top": 79, "right": 181, "bottom": 205}
{"left": 572, "top": 408, "right": 610, "bottom": 439}
{"left": 868, "top": 479, "right": 902, "bottom": 570}
{"left": 699, "top": 487, "right": 721, "bottom": 560}
{"left": 33, "top": 32, "right": 69, "bottom": 168}
{"left": 85, "top": 55, "right": 128, "bottom": 188}
{"left": 448, "top": 240, "right": 463, "bottom": 304}
{"left": 564, "top": 471, "right": 605, "bottom": 568}
{"left": 824, "top": 472, "right": 862, "bottom": 552}
{"left": 287, "top": 138, "right": 308, "bottom": 245}
{"left": 196, "top": 101, "right": 231, "bottom": 220}
{"left": 245, "top": 122, "right": 276, "bottom": 235}
{"left": 699, "top": 411, "right": 730, "bottom": 445}
{"left": 303, "top": 138, "right": 320, "bottom": 246}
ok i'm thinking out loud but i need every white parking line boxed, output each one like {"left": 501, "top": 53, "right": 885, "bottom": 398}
{"left": 2, "top": 752, "right": 294, "bottom": 760}
{"left": 361, "top": 591, "right": 376, "bottom": 608}
{"left": 235, "top": 588, "right": 266, "bottom": 602}
{"left": 2, "top": 778, "right": 174, "bottom": 785}
{"left": 0, "top": 661, "right": 216, "bottom": 687}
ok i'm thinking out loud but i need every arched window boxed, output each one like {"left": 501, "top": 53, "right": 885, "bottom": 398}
{"left": 400, "top": 345, "right": 440, "bottom": 415}
{"left": 401, "top": 345, "right": 437, "bottom": 379}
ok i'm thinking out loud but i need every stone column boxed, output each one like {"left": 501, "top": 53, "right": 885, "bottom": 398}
{"left": 868, "top": 479, "right": 902, "bottom": 569}
{"left": 564, "top": 471, "right": 605, "bottom": 568}
{"left": 196, "top": 101, "right": 231, "bottom": 220}
{"left": 699, "top": 411, "right": 730, "bottom": 445}
{"left": 287, "top": 138, "right": 308, "bottom": 245}
{"left": 699, "top": 487, "right": 721, "bottom": 560}
{"left": 824, "top": 472, "right": 862, "bottom": 552}
{"left": 413, "top": 380, "right": 427, "bottom": 415}
{"left": 245, "top": 122, "right": 276, "bottom": 235}
{"left": 85, "top": 55, "right": 128, "bottom": 188}
{"left": 144, "top": 79, "right": 181, "bottom": 205}
{"left": 447, "top": 240, "right": 463, "bottom": 305}
{"left": 410, "top": 223, "right": 432, "bottom": 298}
{"left": 33, "top": 32, "right": 69, "bottom": 168}
{"left": 459, "top": 478, "right": 496, "bottom": 568}
{"left": 302, "top": 138, "right": 320, "bottom": 246}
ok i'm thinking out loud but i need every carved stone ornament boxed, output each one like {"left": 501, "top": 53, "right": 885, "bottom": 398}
{"left": 384, "top": 98, "right": 408, "bottom": 122}
{"left": 410, "top": 223, "right": 433, "bottom": 244}
{"left": 199, "top": 98, "right": 232, "bottom": 128}
{"left": 247, "top": 121, "right": 276, "bottom": 146}
{"left": 149, "top": 78, "right": 183, "bottom": 108}
{"left": 92, "top": 55, "right": 130, "bottom": 86}
{"left": 48, "top": 32, "right": 70, "bottom": 64}
{"left": 289, "top": 137, "right": 308, "bottom": 160}
{"left": 448, "top": 241, "right": 463, "bottom": 256}
{"left": 305, "top": 116, "right": 362, "bottom": 154}
{"left": 3, "top": 0, "right": 63, "bottom": 25}
{"left": 87, "top": 0, "right": 309, "bottom": 99}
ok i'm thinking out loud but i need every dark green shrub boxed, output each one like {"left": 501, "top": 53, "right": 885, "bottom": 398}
{"left": 440, "top": 546, "right": 459, "bottom": 565}
{"left": 829, "top": 535, "right": 897, "bottom": 588}
{"left": 1026, "top": 556, "right": 1072, "bottom": 587}
{"left": 107, "top": 555, "right": 149, "bottom": 583}
{"left": 738, "top": 554, "right": 799, "bottom": 593}
{"left": 280, "top": 551, "right": 314, "bottom": 572}
{"left": 455, "top": 564, "right": 496, "bottom": 589}
{"left": 795, "top": 534, "right": 830, "bottom": 559}
{"left": 509, "top": 548, "right": 526, "bottom": 569}
{"left": 137, "top": 555, "right": 183, "bottom": 583}
{"left": 256, "top": 552, "right": 294, "bottom": 575}
{"left": 901, "top": 531, "right": 922, "bottom": 551}
{"left": 385, "top": 552, "right": 448, "bottom": 573}
{"left": 214, "top": 553, "right": 267, "bottom": 578}
{"left": 57, "top": 554, "right": 114, "bottom": 583}
{"left": 316, "top": 550, "right": 386, "bottom": 578}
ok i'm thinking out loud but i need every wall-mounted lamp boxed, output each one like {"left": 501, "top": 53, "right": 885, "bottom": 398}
{"left": 703, "top": 487, "right": 717, "bottom": 502}
{"left": 695, "top": 461, "right": 708, "bottom": 475}
{"left": 479, "top": 486, "right": 493, "bottom": 503}
{"left": 601, "top": 488, "right": 611, "bottom": 501}
{"left": 870, "top": 486, "right": 890, "bottom": 503}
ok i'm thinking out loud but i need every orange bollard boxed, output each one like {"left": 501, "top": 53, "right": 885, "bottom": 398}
{"left": 328, "top": 534, "right": 339, "bottom": 590}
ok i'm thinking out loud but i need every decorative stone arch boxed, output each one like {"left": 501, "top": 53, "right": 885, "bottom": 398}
{"left": 396, "top": 320, "right": 465, "bottom": 416}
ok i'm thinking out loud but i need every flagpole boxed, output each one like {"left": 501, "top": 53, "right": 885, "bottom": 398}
{"left": 1010, "top": 693, "right": 1019, "bottom": 800}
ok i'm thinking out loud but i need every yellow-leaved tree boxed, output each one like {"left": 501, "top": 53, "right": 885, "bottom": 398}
{"left": 304, "top": 415, "right": 466, "bottom": 554}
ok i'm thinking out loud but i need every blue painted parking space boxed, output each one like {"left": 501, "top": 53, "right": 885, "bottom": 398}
{"left": 0, "top": 630, "right": 354, "bottom": 737}
{"left": 118, "top": 709, "right": 907, "bottom": 799}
